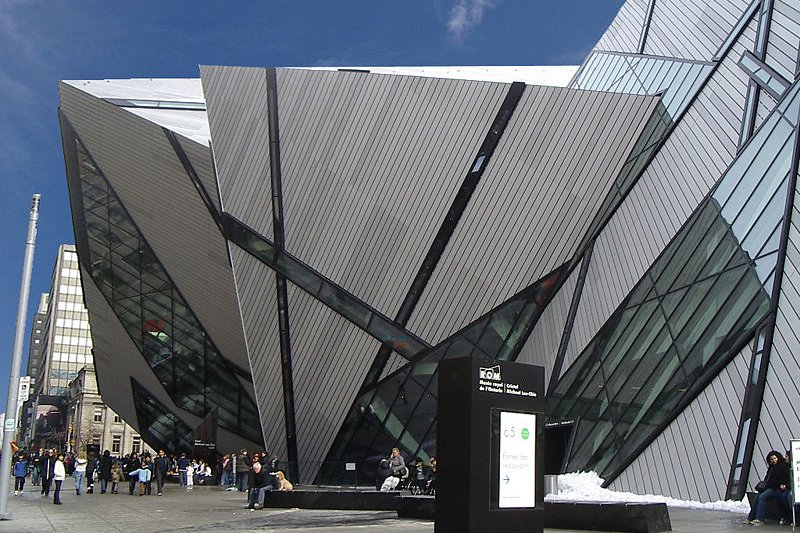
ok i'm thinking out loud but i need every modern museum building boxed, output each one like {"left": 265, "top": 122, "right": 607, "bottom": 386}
{"left": 58, "top": 0, "right": 800, "bottom": 502}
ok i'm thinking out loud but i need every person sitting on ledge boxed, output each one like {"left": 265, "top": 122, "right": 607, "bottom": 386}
{"left": 376, "top": 458, "right": 393, "bottom": 490}
{"left": 246, "top": 461, "right": 276, "bottom": 510}
{"left": 409, "top": 457, "right": 432, "bottom": 494}
{"left": 744, "top": 450, "right": 791, "bottom": 525}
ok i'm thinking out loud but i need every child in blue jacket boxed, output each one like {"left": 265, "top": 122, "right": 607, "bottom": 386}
{"left": 128, "top": 465, "right": 152, "bottom": 496}
{"left": 13, "top": 454, "right": 27, "bottom": 495}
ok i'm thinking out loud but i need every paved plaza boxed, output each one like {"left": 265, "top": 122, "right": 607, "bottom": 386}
{"left": 0, "top": 481, "right": 784, "bottom": 532}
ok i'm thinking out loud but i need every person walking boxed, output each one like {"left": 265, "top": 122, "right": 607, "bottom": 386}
{"left": 99, "top": 450, "right": 112, "bottom": 494}
{"left": 40, "top": 448, "right": 56, "bottom": 497}
{"left": 73, "top": 451, "right": 88, "bottom": 495}
{"left": 13, "top": 453, "right": 27, "bottom": 495}
{"left": 110, "top": 461, "right": 123, "bottom": 494}
{"left": 125, "top": 452, "right": 141, "bottom": 495}
{"left": 177, "top": 453, "right": 189, "bottom": 487}
{"left": 154, "top": 450, "right": 169, "bottom": 496}
{"left": 235, "top": 450, "right": 250, "bottom": 492}
{"left": 30, "top": 450, "right": 41, "bottom": 486}
{"left": 53, "top": 453, "right": 66, "bottom": 504}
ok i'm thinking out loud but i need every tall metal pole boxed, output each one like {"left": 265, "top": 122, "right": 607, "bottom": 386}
{"left": 0, "top": 194, "right": 40, "bottom": 519}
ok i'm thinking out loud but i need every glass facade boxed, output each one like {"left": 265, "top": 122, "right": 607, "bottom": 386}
{"left": 573, "top": 52, "right": 713, "bottom": 119}
{"left": 320, "top": 265, "right": 567, "bottom": 483}
{"left": 74, "top": 138, "right": 262, "bottom": 444}
{"left": 131, "top": 378, "right": 193, "bottom": 453}
{"left": 548, "top": 78, "right": 800, "bottom": 481}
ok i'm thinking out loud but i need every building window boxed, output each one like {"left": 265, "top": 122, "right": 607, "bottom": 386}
{"left": 93, "top": 406, "right": 103, "bottom": 422}
{"left": 111, "top": 435, "right": 121, "bottom": 454}
{"left": 113, "top": 414, "right": 121, "bottom": 423}
{"left": 132, "top": 436, "right": 141, "bottom": 454}
{"left": 91, "top": 435, "right": 100, "bottom": 446}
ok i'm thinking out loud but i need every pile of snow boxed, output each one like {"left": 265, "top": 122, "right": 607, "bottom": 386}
{"left": 545, "top": 471, "right": 749, "bottom": 514}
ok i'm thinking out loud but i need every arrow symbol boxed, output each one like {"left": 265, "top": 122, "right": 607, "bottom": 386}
{"left": 504, "top": 475, "right": 510, "bottom": 484}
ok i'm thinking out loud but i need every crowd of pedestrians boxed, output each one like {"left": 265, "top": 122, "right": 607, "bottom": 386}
{"left": 7, "top": 445, "right": 297, "bottom": 509}
{"left": 9, "top": 444, "right": 442, "bottom": 513}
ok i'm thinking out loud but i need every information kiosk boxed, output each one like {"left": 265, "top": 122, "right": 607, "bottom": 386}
{"left": 436, "top": 356, "right": 544, "bottom": 533}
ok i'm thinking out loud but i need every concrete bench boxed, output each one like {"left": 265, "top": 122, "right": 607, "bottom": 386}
{"left": 545, "top": 501, "right": 671, "bottom": 532}
{"left": 745, "top": 492, "right": 794, "bottom": 522}
{"left": 267, "top": 489, "right": 401, "bottom": 510}
{"left": 397, "top": 496, "right": 671, "bottom": 532}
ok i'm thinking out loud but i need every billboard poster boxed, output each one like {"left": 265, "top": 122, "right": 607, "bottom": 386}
{"left": 35, "top": 400, "right": 66, "bottom": 436}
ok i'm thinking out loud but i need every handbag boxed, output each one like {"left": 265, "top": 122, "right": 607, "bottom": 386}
{"left": 755, "top": 480, "right": 768, "bottom": 492}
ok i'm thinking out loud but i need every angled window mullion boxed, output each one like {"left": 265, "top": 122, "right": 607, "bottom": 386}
{"left": 224, "top": 213, "right": 430, "bottom": 359}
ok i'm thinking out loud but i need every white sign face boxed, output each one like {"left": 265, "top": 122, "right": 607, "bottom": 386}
{"left": 17, "top": 376, "right": 30, "bottom": 403}
{"left": 4, "top": 418, "right": 16, "bottom": 431}
{"left": 345, "top": 462, "right": 356, "bottom": 471}
{"left": 498, "top": 411, "right": 536, "bottom": 508}
{"left": 791, "top": 440, "right": 800, "bottom": 500}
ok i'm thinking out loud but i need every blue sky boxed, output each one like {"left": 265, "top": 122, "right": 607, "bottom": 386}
{"left": 0, "top": 0, "right": 624, "bottom": 413}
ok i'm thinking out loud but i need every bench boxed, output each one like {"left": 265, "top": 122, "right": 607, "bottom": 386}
{"left": 397, "top": 496, "right": 671, "bottom": 533}
{"left": 745, "top": 492, "right": 795, "bottom": 522}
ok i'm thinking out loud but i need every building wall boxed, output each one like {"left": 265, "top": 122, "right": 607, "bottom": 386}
{"left": 36, "top": 245, "right": 93, "bottom": 397}
{"left": 68, "top": 366, "right": 153, "bottom": 457}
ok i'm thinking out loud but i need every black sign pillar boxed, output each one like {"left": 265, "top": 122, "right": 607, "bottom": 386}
{"left": 436, "top": 356, "right": 544, "bottom": 533}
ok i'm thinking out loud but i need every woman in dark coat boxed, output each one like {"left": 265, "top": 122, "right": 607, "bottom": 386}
{"left": 745, "top": 450, "right": 791, "bottom": 525}
{"left": 99, "top": 450, "right": 113, "bottom": 494}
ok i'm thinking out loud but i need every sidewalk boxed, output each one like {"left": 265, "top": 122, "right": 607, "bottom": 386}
{"left": 0, "top": 480, "right": 785, "bottom": 532}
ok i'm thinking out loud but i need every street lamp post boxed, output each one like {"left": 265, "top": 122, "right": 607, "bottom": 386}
{"left": 0, "top": 195, "right": 41, "bottom": 520}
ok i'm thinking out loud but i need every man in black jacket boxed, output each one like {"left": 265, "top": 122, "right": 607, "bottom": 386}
{"left": 125, "top": 452, "right": 141, "bottom": 495}
{"left": 99, "top": 450, "right": 113, "bottom": 494}
{"left": 39, "top": 449, "right": 56, "bottom": 496}
{"left": 246, "top": 461, "right": 276, "bottom": 510}
{"left": 154, "top": 450, "right": 169, "bottom": 496}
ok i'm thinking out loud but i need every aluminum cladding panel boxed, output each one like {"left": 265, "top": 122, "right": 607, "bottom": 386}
{"left": 608, "top": 343, "right": 748, "bottom": 502}
{"left": 285, "top": 283, "right": 383, "bottom": 483}
{"left": 757, "top": 175, "right": 800, "bottom": 490}
{"left": 766, "top": 0, "right": 800, "bottom": 82}
{"left": 59, "top": 83, "right": 251, "bottom": 376}
{"left": 276, "top": 68, "right": 508, "bottom": 318}
{"left": 560, "top": 23, "right": 754, "bottom": 373}
{"left": 594, "top": 0, "right": 649, "bottom": 53}
{"left": 201, "top": 65, "right": 273, "bottom": 238}
{"left": 407, "top": 87, "right": 660, "bottom": 344}
{"left": 229, "top": 246, "right": 284, "bottom": 459}
{"left": 642, "top": 0, "right": 750, "bottom": 61}
{"left": 175, "top": 135, "right": 222, "bottom": 213}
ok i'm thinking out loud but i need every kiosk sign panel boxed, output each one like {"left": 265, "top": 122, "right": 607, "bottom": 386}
{"left": 791, "top": 440, "right": 800, "bottom": 506}
{"left": 437, "top": 356, "right": 544, "bottom": 532}
{"left": 498, "top": 410, "right": 537, "bottom": 508}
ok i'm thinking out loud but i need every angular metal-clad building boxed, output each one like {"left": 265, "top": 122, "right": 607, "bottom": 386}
{"left": 60, "top": 0, "right": 800, "bottom": 501}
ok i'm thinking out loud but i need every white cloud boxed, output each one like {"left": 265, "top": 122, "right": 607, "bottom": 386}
{"left": 0, "top": 0, "right": 43, "bottom": 61}
{"left": 447, "top": 0, "right": 498, "bottom": 39}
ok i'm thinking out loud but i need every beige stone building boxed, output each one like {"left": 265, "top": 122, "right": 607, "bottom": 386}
{"left": 67, "top": 365, "right": 152, "bottom": 456}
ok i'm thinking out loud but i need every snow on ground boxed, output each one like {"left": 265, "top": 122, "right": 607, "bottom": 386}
{"left": 545, "top": 471, "right": 750, "bottom": 514}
